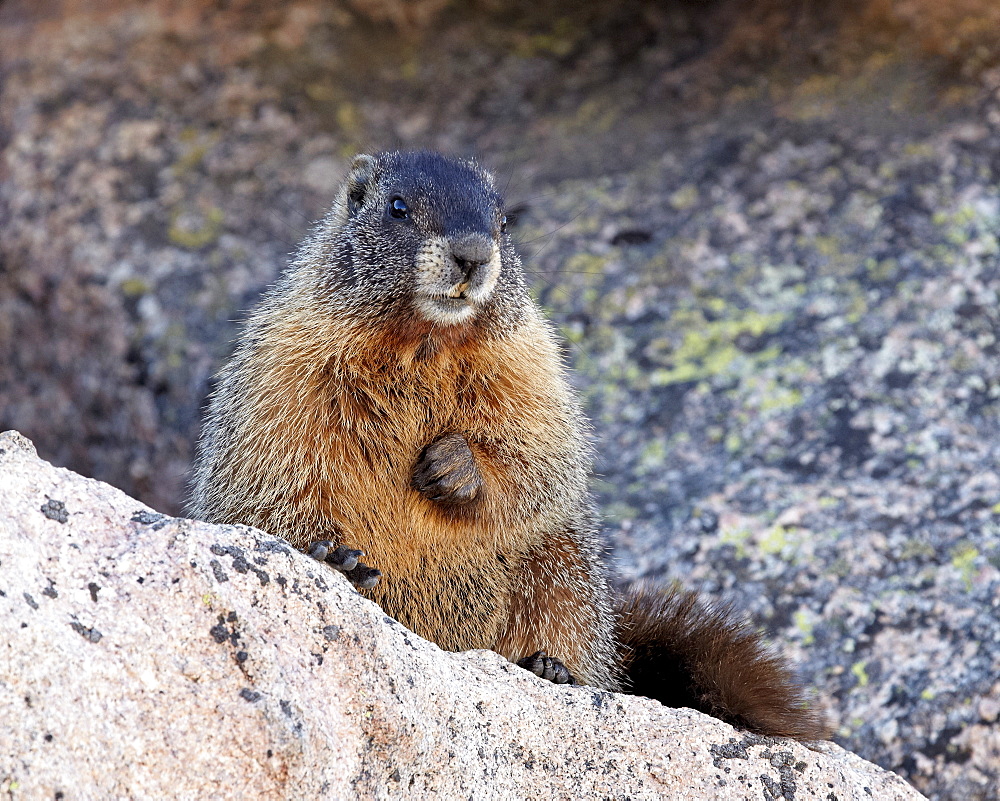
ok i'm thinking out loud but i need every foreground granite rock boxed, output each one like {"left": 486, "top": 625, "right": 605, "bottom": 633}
{"left": 0, "top": 431, "right": 922, "bottom": 800}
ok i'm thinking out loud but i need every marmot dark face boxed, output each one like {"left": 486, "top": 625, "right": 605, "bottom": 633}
{"left": 316, "top": 150, "right": 528, "bottom": 332}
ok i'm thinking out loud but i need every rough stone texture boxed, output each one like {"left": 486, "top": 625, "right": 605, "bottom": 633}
{"left": 3, "top": 3, "right": 1000, "bottom": 799}
{"left": 0, "top": 431, "right": 925, "bottom": 799}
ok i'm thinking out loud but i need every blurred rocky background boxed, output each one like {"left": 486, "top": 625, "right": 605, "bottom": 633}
{"left": 1, "top": 1, "right": 998, "bottom": 798}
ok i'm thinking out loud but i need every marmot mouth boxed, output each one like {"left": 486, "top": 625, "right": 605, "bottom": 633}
{"left": 432, "top": 295, "right": 470, "bottom": 308}
{"left": 415, "top": 293, "right": 477, "bottom": 325}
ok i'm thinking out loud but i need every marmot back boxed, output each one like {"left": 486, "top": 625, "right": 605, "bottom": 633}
{"left": 190, "top": 150, "right": 828, "bottom": 740}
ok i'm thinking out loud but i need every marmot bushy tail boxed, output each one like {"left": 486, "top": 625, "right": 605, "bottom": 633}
{"left": 189, "top": 149, "right": 828, "bottom": 740}
{"left": 617, "top": 588, "right": 824, "bottom": 739}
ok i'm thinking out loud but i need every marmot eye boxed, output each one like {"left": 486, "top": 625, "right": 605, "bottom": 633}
{"left": 500, "top": 214, "right": 508, "bottom": 232}
{"left": 389, "top": 197, "right": 410, "bottom": 219}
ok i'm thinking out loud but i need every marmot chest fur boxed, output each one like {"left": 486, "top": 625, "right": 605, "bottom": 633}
{"left": 190, "top": 150, "right": 827, "bottom": 740}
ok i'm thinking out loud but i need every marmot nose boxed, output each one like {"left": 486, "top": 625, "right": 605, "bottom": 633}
{"left": 449, "top": 233, "right": 493, "bottom": 279}
{"left": 455, "top": 256, "right": 483, "bottom": 281}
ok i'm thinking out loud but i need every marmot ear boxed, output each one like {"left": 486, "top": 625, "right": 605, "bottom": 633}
{"left": 345, "top": 154, "right": 375, "bottom": 218}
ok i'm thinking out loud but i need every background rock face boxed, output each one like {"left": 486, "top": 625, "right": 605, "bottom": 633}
{"left": 0, "top": 431, "right": 925, "bottom": 799}
{"left": 1, "top": 2, "right": 999, "bottom": 798}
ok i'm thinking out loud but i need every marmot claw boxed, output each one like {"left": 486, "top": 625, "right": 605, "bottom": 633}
{"left": 307, "top": 540, "right": 381, "bottom": 588}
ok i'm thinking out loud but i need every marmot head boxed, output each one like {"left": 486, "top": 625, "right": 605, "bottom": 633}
{"left": 309, "top": 150, "right": 528, "bottom": 335}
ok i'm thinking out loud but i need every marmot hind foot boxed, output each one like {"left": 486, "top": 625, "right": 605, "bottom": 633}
{"left": 517, "top": 651, "right": 575, "bottom": 685}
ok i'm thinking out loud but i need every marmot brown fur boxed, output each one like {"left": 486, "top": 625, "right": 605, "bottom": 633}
{"left": 189, "top": 150, "right": 828, "bottom": 740}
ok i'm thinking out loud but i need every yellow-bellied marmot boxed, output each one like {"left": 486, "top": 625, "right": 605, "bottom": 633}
{"left": 189, "top": 150, "right": 828, "bottom": 739}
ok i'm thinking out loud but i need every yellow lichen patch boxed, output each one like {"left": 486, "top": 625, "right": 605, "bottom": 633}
{"left": 669, "top": 184, "right": 699, "bottom": 211}
{"left": 743, "top": 373, "right": 805, "bottom": 415}
{"left": 169, "top": 205, "right": 224, "bottom": 250}
{"left": 513, "top": 16, "right": 580, "bottom": 59}
{"left": 335, "top": 102, "right": 361, "bottom": 136}
{"left": 793, "top": 609, "right": 816, "bottom": 646}
{"left": 648, "top": 304, "right": 787, "bottom": 387}
{"left": 951, "top": 543, "right": 980, "bottom": 591}
{"left": 758, "top": 524, "right": 807, "bottom": 562}
{"left": 782, "top": 73, "right": 841, "bottom": 122}
{"left": 638, "top": 439, "right": 667, "bottom": 472}
{"left": 719, "top": 525, "right": 752, "bottom": 559}
{"left": 172, "top": 129, "right": 218, "bottom": 177}
{"left": 119, "top": 278, "right": 150, "bottom": 297}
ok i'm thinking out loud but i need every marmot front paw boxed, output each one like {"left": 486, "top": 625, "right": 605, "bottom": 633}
{"left": 413, "top": 432, "right": 483, "bottom": 505}
{"left": 307, "top": 540, "right": 381, "bottom": 589}
{"left": 517, "top": 651, "right": 575, "bottom": 685}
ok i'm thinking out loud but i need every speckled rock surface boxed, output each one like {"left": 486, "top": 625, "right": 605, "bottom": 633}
{"left": 2, "top": 2, "right": 999, "bottom": 799}
{"left": 0, "top": 431, "right": 925, "bottom": 800}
